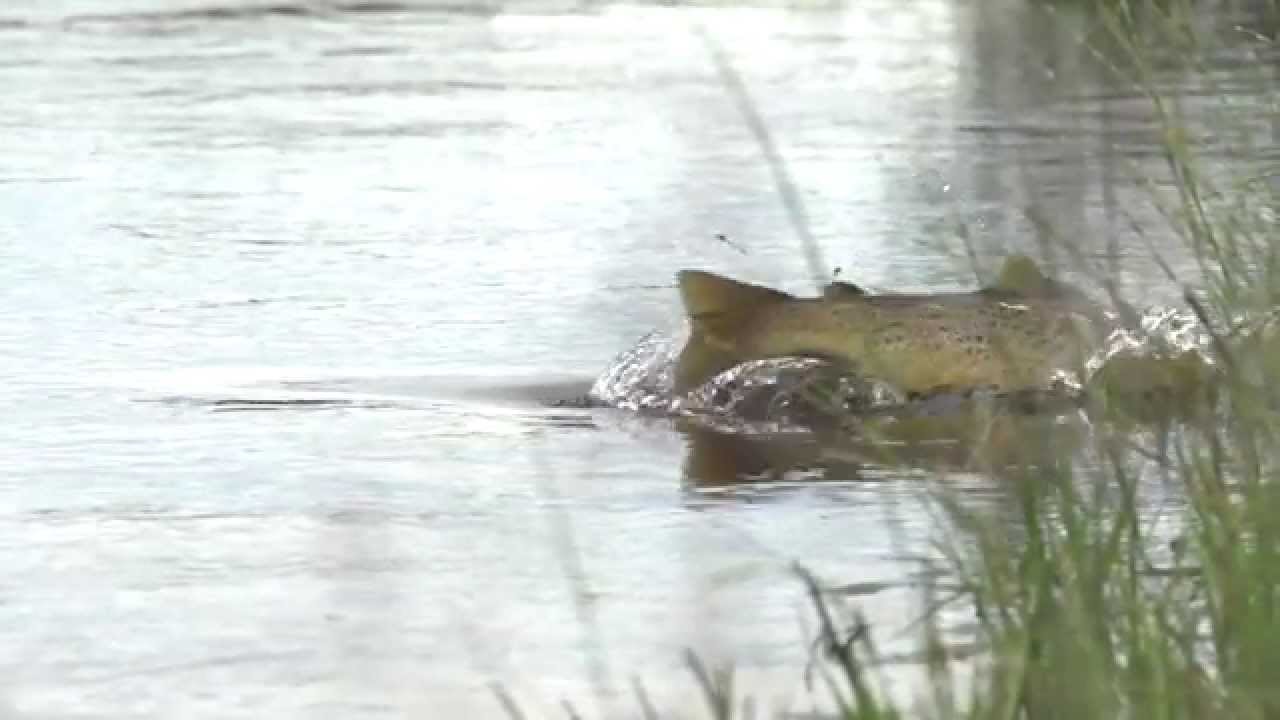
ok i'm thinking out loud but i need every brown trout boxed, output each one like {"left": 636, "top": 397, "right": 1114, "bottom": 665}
{"left": 674, "top": 256, "right": 1106, "bottom": 395}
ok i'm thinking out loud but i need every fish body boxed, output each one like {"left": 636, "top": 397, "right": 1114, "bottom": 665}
{"left": 675, "top": 256, "right": 1105, "bottom": 395}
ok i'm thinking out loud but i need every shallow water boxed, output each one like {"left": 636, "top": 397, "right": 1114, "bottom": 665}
{"left": 1, "top": 1, "right": 1275, "bottom": 717}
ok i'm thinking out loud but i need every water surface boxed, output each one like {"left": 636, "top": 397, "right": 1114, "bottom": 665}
{"left": 2, "top": 0, "right": 1275, "bottom": 717}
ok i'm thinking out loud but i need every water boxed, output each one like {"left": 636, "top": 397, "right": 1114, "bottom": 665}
{"left": 1, "top": 1, "right": 1275, "bottom": 717}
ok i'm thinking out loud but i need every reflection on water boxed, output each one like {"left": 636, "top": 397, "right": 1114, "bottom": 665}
{"left": 2, "top": 0, "right": 1276, "bottom": 716}
{"left": 679, "top": 403, "right": 1089, "bottom": 490}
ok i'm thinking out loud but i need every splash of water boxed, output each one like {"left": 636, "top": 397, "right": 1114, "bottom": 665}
{"left": 587, "top": 331, "right": 681, "bottom": 414}
{"left": 1087, "top": 305, "right": 1213, "bottom": 376}
{"left": 589, "top": 331, "right": 902, "bottom": 432}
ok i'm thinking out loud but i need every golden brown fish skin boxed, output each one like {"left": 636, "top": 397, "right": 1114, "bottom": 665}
{"left": 675, "top": 257, "right": 1103, "bottom": 395}
{"left": 748, "top": 295, "right": 1093, "bottom": 392}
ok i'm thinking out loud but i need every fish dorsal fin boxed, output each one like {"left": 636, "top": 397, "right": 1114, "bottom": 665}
{"left": 823, "top": 281, "right": 866, "bottom": 299}
{"left": 677, "top": 270, "right": 793, "bottom": 318}
{"left": 989, "top": 254, "right": 1053, "bottom": 295}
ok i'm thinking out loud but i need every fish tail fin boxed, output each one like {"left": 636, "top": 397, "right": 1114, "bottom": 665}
{"left": 674, "top": 330, "right": 742, "bottom": 395}
{"left": 992, "top": 254, "right": 1050, "bottom": 292}
{"left": 674, "top": 270, "right": 793, "bottom": 392}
